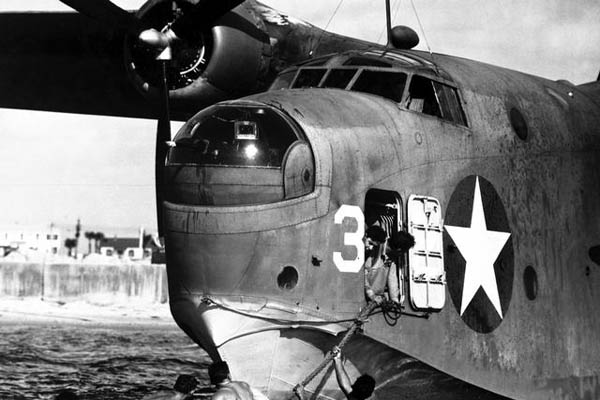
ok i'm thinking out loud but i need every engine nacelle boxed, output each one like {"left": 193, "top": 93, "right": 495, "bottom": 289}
{"left": 124, "top": 0, "right": 272, "bottom": 115}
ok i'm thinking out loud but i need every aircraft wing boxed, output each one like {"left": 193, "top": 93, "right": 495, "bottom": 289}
{"left": 0, "top": 12, "right": 155, "bottom": 119}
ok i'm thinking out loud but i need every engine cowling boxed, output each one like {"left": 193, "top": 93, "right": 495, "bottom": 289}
{"left": 124, "top": 0, "right": 272, "bottom": 115}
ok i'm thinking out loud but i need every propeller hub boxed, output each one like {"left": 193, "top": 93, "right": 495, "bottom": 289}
{"left": 126, "top": 0, "right": 211, "bottom": 91}
{"left": 138, "top": 28, "right": 178, "bottom": 60}
{"left": 138, "top": 28, "right": 175, "bottom": 49}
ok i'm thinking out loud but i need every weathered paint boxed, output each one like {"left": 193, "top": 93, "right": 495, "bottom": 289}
{"left": 164, "top": 52, "right": 600, "bottom": 399}
{"left": 6, "top": 0, "right": 598, "bottom": 398}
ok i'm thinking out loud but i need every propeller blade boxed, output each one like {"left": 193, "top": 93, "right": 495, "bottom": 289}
{"left": 193, "top": 0, "right": 246, "bottom": 23}
{"left": 58, "top": 0, "right": 143, "bottom": 32}
{"left": 155, "top": 60, "right": 172, "bottom": 237}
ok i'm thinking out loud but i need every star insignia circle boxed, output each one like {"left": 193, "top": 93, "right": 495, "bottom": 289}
{"left": 443, "top": 175, "right": 514, "bottom": 333}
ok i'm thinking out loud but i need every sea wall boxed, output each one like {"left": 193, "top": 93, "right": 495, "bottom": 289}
{"left": 0, "top": 262, "right": 168, "bottom": 304}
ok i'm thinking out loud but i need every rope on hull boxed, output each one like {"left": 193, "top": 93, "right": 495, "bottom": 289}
{"left": 291, "top": 301, "right": 379, "bottom": 400}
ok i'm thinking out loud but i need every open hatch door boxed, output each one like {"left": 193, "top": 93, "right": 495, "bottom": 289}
{"left": 407, "top": 195, "right": 446, "bottom": 311}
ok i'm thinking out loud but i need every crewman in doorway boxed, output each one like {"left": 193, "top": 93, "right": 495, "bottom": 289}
{"left": 364, "top": 223, "right": 416, "bottom": 305}
{"left": 209, "top": 361, "right": 256, "bottom": 400}
{"left": 332, "top": 350, "right": 375, "bottom": 400}
{"left": 363, "top": 225, "right": 389, "bottom": 304}
{"left": 142, "top": 374, "right": 198, "bottom": 400}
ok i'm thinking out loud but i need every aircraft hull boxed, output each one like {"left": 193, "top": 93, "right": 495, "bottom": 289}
{"left": 163, "top": 87, "right": 600, "bottom": 400}
{"left": 169, "top": 295, "right": 509, "bottom": 400}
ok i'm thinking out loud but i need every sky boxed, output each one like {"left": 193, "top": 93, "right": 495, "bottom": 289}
{"left": 0, "top": 0, "right": 598, "bottom": 238}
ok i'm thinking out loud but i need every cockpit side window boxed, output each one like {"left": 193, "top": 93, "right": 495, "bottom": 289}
{"left": 406, "top": 75, "right": 441, "bottom": 117}
{"left": 351, "top": 70, "right": 407, "bottom": 103}
{"left": 432, "top": 81, "right": 467, "bottom": 126}
{"left": 406, "top": 75, "right": 467, "bottom": 126}
{"left": 292, "top": 68, "right": 327, "bottom": 88}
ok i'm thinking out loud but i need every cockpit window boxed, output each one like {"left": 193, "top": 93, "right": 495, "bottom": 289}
{"left": 406, "top": 75, "right": 467, "bottom": 126}
{"left": 270, "top": 70, "right": 296, "bottom": 90}
{"left": 167, "top": 105, "right": 300, "bottom": 167}
{"left": 322, "top": 68, "right": 357, "bottom": 89}
{"left": 432, "top": 81, "right": 467, "bottom": 126}
{"left": 292, "top": 68, "right": 327, "bottom": 88}
{"left": 351, "top": 70, "right": 407, "bottom": 102}
{"left": 406, "top": 75, "right": 441, "bottom": 117}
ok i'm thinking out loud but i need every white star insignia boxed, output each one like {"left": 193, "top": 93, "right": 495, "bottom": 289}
{"left": 444, "top": 177, "right": 511, "bottom": 319}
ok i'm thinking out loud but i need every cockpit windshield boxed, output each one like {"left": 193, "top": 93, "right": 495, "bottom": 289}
{"left": 167, "top": 104, "right": 301, "bottom": 167}
{"left": 269, "top": 50, "right": 468, "bottom": 127}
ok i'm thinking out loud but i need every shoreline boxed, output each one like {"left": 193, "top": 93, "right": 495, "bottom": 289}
{"left": 0, "top": 297, "right": 177, "bottom": 327}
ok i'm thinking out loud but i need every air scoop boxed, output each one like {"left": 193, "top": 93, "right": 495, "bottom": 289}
{"left": 165, "top": 101, "right": 315, "bottom": 206}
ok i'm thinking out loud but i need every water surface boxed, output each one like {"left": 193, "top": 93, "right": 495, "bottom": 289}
{"left": 0, "top": 321, "right": 211, "bottom": 399}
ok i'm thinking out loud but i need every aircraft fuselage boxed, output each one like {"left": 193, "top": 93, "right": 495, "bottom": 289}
{"left": 163, "top": 49, "right": 600, "bottom": 399}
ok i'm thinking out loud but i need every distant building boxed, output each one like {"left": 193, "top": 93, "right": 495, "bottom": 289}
{"left": 100, "top": 237, "right": 153, "bottom": 260}
{"left": 99, "top": 229, "right": 161, "bottom": 263}
{"left": 0, "top": 225, "right": 62, "bottom": 258}
{"left": 0, "top": 224, "right": 164, "bottom": 264}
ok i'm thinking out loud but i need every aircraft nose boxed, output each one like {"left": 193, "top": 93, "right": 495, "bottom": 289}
{"left": 164, "top": 101, "right": 314, "bottom": 207}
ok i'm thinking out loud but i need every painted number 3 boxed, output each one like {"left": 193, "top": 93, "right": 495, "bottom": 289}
{"left": 333, "top": 205, "right": 365, "bottom": 273}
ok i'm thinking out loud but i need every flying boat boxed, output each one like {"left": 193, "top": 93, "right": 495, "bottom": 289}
{"left": 2, "top": 1, "right": 600, "bottom": 399}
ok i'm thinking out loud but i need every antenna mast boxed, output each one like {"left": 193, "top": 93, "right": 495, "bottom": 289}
{"left": 385, "top": 0, "right": 392, "bottom": 46}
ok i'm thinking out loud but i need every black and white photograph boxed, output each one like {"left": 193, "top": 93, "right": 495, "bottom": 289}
{"left": 0, "top": 1, "right": 599, "bottom": 399}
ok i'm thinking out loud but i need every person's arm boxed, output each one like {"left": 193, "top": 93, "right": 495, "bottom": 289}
{"left": 333, "top": 353, "right": 353, "bottom": 398}
{"left": 366, "top": 261, "right": 387, "bottom": 304}
{"left": 211, "top": 391, "right": 226, "bottom": 400}
{"left": 387, "top": 260, "right": 400, "bottom": 303}
{"left": 211, "top": 388, "right": 236, "bottom": 400}
{"left": 364, "top": 260, "right": 376, "bottom": 302}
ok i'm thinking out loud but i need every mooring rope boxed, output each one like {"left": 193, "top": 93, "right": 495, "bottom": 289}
{"left": 290, "top": 301, "right": 378, "bottom": 400}
{"left": 200, "top": 296, "right": 360, "bottom": 325}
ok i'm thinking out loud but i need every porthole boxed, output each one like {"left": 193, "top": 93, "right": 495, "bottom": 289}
{"left": 523, "top": 266, "right": 538, "bottom": 300}
{"left": 277, "top": 266, "right": 298, "bottom": 291}
{"left": 509, "top": 107, "right": 528, "bottom": 141}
